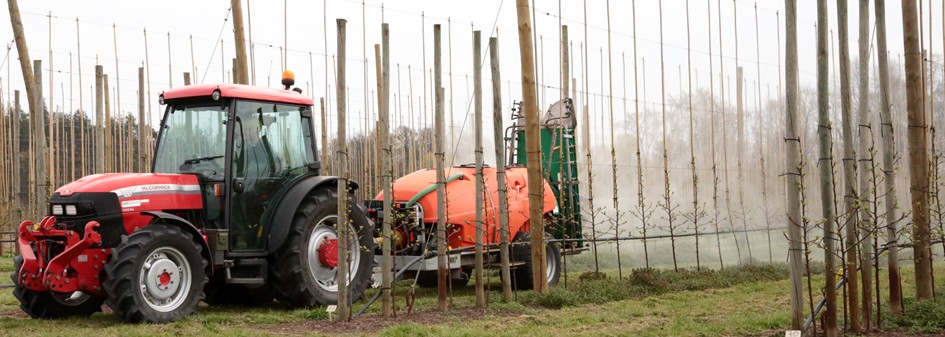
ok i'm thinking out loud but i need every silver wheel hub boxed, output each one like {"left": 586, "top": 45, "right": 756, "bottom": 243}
{"left": 306, "top": 215, "right": 362, "bottom": 293}
{"left": 138, "top": 247, "right": 191, "bottom": 312}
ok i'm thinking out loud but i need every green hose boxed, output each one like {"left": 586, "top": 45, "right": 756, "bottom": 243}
{"left": 404, "top": 173, "right": 464, "bottom": 208}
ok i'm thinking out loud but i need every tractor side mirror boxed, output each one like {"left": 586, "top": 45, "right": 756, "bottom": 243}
{"left": 233, "top": 178, "right": 246, "bottom": 193}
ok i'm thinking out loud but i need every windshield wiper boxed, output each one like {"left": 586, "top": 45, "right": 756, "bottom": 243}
{"left": 183, "top": 155, "right": 224, "bottom": 164}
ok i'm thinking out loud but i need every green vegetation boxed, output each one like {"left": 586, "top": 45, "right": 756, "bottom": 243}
{"left": 2, "top": 253, "right": 945, "bottom": 336}
{"left": 519, "top": 264, "right": 790, "bottom": 309}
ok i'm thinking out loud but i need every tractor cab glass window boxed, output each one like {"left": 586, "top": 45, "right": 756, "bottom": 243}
{"left": 153, "top": 104, "right": 228, "bottom": 180}
{"left": 229, "top": 100, "right": 314, "bottom": 251}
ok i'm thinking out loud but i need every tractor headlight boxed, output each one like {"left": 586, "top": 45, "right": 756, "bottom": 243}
{"left": 65, "top": 205, "right": 78, "bottom": 216}
{"left": 51, "top": 204, "right": 63, "bottom": 215}
{"left": 211, "top": 89, "right": 221, "bottom": 101}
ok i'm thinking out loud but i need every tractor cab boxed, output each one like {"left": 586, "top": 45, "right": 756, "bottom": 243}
{"left": 155, "top": 83, "right": 319, "bottom": 253}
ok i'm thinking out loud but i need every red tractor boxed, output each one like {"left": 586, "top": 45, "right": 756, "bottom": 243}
{"left": 11, "top": 76, "right": 375, "bottom": 323}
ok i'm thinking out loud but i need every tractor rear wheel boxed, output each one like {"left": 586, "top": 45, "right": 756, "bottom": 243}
{"left": 11, "top": 255, "right": 105, "bottom": 319}
{"left": 270, "top": 186, "right": 375, "bottom": 308}
{"left": 510, "top": 232, "right": 561, "bottom": 290}
{"left": 103, "top": 223, "right": 207, "bottom": 323}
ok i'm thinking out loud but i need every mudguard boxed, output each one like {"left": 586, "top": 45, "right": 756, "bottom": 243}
{"left": 264, "top": 174, "right": 360, "bottom": 250}
{"left": 141, "top": 211, "right": 214, "bottom": 273}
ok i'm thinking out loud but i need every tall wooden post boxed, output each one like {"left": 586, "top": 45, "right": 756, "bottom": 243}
{"left": 231, "top": 0, "right": 249, "bottom": 84}
{"left": 8, "top": 0, "right": 37, "bottom": 133}
{"left": 784, "top": 0, "right": 806, "bottom": 330}
{"left": 379, "top": 22, "right": 393, "bottom": 317}
{"left": 816, "top": 0, "right": 839, "bottom": 335}
{"left": 685, "top": 0, "right": 701, "bottom": 271}
{"left": 433, "top": 24, "right": 449, "bottom": 312}
{"left": 472, "top": 30, "right": 485, "bottom": 309}
{"left": 604, "top": 0, "right": 622, "bottom": 276}
{"left": 334, "top": 18, "right": 351, "bottom": 321}
{"left": 856, "top": 0, "right": 875, "bottom": 326}
{"left": 138, "top": 67, "right": 146, "bottom": 172}
{"left": 836, "top": 0, "right": 860, "bottom": 331}
{"left": 95, "top": 66, "right": 104, "bottom": 174}
{"left": 33, "top": 60, "right": 47, "bottom": 218}
{"left": 13, "top": 91, "right": 21, "bottom": 219}
{"left": 515, "top": 0, "right": 547, "bottom": 293}
{"left": 902, "top": 0, "right": 934, "bottom": 301}
{"left": 320, "top": 98, "right": 329, "bottom": 174}
{"left": 490, "top": 36, "right": 513, "bottom": 302}
{"left": 104, "top": 75, "right": 112, "bottom": 172}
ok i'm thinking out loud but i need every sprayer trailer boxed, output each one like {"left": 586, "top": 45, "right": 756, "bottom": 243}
{"left": 364, "top": 98, "right": 584, "bottom": 289}
{"left": 10, "top": 73, "right": 375, "bottom": 323}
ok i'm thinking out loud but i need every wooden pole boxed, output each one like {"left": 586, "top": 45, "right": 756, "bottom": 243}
{"left": 707, "top": 0, "right": 723, "bottom": 269}
{"left": 816, "top": 0, "right": 839, "bottom": 335}
{"left": 13, "top": 91, "right": 21, "bottom": 218}
{"left": 784, "top": 0, "right": 805, "bottom": 330}
{"left": 604, "top": 0, "right": 623, "bottom": 276}
{"left": 48, "top": 13, "right": 55, "bottom": 190}
{"left": 104, "top": 74, "right": 112, "bottom": 172}
{"left": 631, "top": 0, "right": 650, "bottom": 269}
{"left": 855, "top": 0, "right": 875, "bottom": 327}
{"left": 685, "top": 0, "right": 701, "bottom": 271}
{"left": 514, "top": 0, "right": 547, "bottom": 293}
{"left": 380, "top": 21, "right": 394, "bottom": 317}
{"left": 138, "top": 67, "right": 146, "bottom": 172}
{"left": 717, "top": 0, "right": 740, "bottom": 264}
{"left": 68, "top": 52, "right": 74, "bottom": 181}
{"left": 901, "top": 0, "right": 934, "bottom": 301}
{"left": 319, "top": 98, "right": 329, "bottom": 174}
{"left": 33, "top": 60, "right": 47, "bottom": 217}
{"left": 231, "top": 0, "right": 249, "bottom": 85}
{"left": 472, "top": 30, "right": 485, "bottom": 309}
{"left": 144, "top": 29, "right": 153, "bottom": 168}
{"left": 76, "top": 19, "right": 85, "bottom": 177}
{"left": 8, "top": 0, "right": 37, "bottom": 156}
{"left": 835, "top": 0, "right": 861, "bottom": 331}
{"left": 658, "top": 1, "right": 679, "bottom": 272}
{"left": 433, "top": 23, "right": 449, "bottom": 312}
{"left": 752, "top": 3, "right": 772, "bottom": 265}
{"left": 334, "top": 18, "right": 350, "bottom": 321}
{"left": 490, "top": 36, "right": 513, "bottom": 302}
{"left": 95, "top": 65, "right": 104, "bottom": 174}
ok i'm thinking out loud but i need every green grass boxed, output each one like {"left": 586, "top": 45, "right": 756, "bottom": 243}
{"left": 2, "top": 252, "right": 944, "bottom": 336}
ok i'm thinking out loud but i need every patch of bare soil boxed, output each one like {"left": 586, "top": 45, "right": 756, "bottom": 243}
{"left": 255, "top": 307, "right": 523, "bottom": 336}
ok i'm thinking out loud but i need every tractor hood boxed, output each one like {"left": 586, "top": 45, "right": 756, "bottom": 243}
{"left": 55, "top": 173, "right": 203, "bottom": 212}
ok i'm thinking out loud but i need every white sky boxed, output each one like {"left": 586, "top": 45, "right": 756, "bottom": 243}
{"left": 0, "top": 0, "right": 926, "bottom": 147}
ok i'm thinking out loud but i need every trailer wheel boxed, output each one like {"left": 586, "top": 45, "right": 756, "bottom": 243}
{"left": 11, "top": 255, "right": 105, "bottom": 319}
{"left": 510, "top": 232, "right": 561, "bottom": 290}
{"left": 270, "top": 186, "right": 375, "bottom": 308}
{"left": 103, "top": 223, "right": 207, "bottom": 323}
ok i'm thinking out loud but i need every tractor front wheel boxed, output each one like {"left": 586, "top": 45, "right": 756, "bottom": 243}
{"left": 270, "top": 186, "right": 375, "bottom": 308}
{"left": 103, "top": 223, "right": 207, "bottom": 323}
{"left": 11, "top": 255, "right": 105, "bottom": 319}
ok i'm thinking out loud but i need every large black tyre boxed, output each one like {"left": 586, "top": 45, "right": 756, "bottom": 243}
{"left": 414, "top": 268, "right": 471, "bottom": 289}
{"left": 11, "top": 255, "right": 104, "bottom": 319}
{"left": 103, "top": 224, "right": 208, "bottom": 323}
{"left": 510, "top": 232, "right": 562, "bottom": 290}
{"left": 270, "top": 186, "right": 375, "bottom": 308}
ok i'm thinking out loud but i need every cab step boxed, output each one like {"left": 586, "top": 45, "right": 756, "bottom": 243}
{"left": 224, "top": 258, "right": 267, "bottom": 285}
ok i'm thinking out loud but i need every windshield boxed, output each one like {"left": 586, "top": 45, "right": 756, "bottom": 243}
{"left": 153, "top": 104, "right": 228, "bottom": 179}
